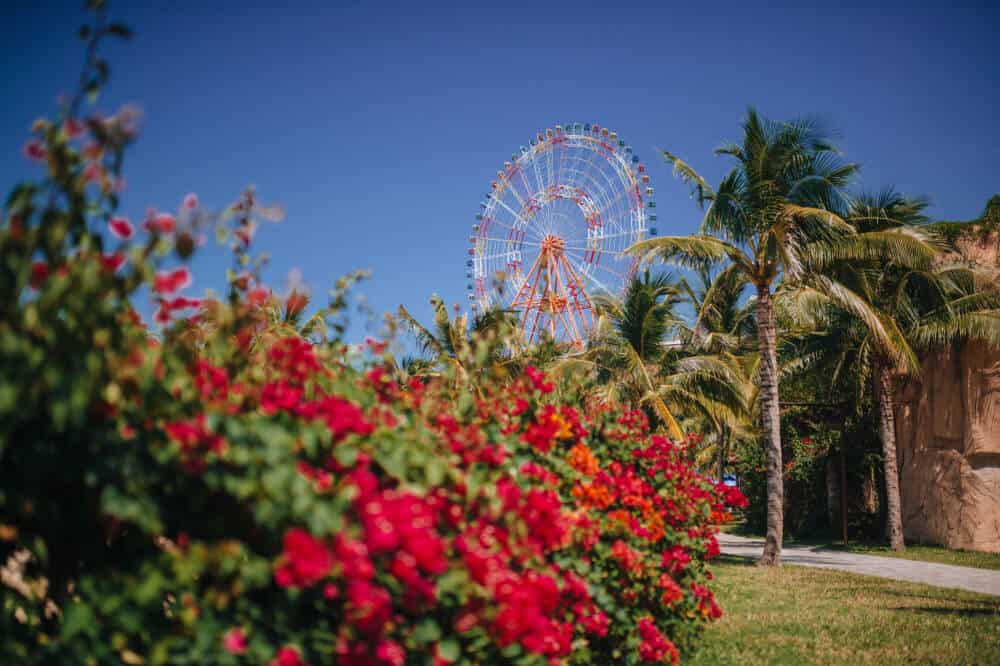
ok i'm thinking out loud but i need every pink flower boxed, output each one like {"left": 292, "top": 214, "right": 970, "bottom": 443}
{"left": 108, "top": 216, "right": 134, "bottom": 240}
{"left": 183, "top": 192, "right": 199, "bottom": 209}
{"left": 222, "top": 628, "right": 247, "bottom": 655}
{"left": 83, "top": 162, "right": 103, "bottom": 184}
{"left": 23, "top": 139, "right": 47, "bottom": 162}
{"left": 62, "top": 118, "right": 85, "bottom": 139}
{"left": 144, "top": 211, "right": 176, "bottom": 234}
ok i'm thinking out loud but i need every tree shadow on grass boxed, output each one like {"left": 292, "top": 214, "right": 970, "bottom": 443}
{"left": 890, "top": 605, "right": 1000, "bottom": 618}
{"left": 874, "top": 588, "right": 1000, "bottom": 616}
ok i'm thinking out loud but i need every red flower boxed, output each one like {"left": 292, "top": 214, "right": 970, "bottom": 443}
{"left": 153, "top": 266, "right": 192, "bottom": 294}
{"left": 269, "top": 646, "right": 309, "bottom": 666}
{"left": 581, "top": 609, "right": 610, "bottom": 636}
{"left": 100, "top": 252, "right": 126, "bottom": 273}
{"left": 23, "top": 139, "right": 47, "bottom": 162}
{"left": 108, "top": 216, "right": 134, "bottom": 240}
{"left": 163, "top": 296, "right": 202, "bottom": 311}
{"left": 274, "top": 528, "right": 332, "bottom": 588}
{"left": 611, "top": 539, "right": 643, "bottom": 574}
{"left": 29, "top": 260, "right": 48, "bottom": 288}
{"left": 260, "top": 381, "right": 303, "bottom": 414}
{"left": 222, "top": 628, "right": 247, "bottom": 655}
{"left": 346, "top": 580, "right": 392, "bottom": 635}
{"left": 164, "top": 414, "right": 225, "bottom": 472}
{"left": 658, "top": 573, "right": 684, "bottom": 606}
{"left": 193, "top": 360, "right": 229, "bottom": 401}
{"left": 247, "top": 285, "right": 270, "bottom": 306}
{"left": 375, "top": 640, "right": 405, "bottom": 666}
{"left": 524, "top": 365, "right": 554, "bottom": 393}
{"left": 183, "top": 192, "right": 199, "bottom": 209}
{"left": 661, "top": 545, "right": 691, "bottom": 575}
{"left": 637, "top": 617, "right": 679, "bottom": 664}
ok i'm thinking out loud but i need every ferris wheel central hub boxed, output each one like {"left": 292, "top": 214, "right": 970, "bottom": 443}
{"left": 540, "top": 235, "right": 566, "bottom": 256}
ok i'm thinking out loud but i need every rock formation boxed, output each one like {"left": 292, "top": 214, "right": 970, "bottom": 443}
{"left": 895, "top": 341, "right": 1000, "bottom": 552}
{"left": 894, "top": 196, "right": 1000, "bottom": 553}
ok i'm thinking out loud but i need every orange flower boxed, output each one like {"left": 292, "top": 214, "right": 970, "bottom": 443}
{"left": 550, "top": 412, "right": 574, "bottom": 440}
{"left": 572, "top": 482, "right": 614, "bottom": 510}
{"left": 567, "top": 443, "right": 599, "bottom": 476}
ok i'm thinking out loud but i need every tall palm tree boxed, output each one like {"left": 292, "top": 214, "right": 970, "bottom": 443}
{"left": 785, "top": 190, "right": 1000, "bottom": 550}
{"left": 627, "top": 108, "right": 918, "bottom": 565}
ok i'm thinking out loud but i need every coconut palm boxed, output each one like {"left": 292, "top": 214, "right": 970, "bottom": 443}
{"left": 783, "top": 189, "right": 1000, "bottom": 550}
{"left": 582, "top": 270, "right": 747, "bottom": 443}
{"left": 587, "top": 270, "right": 687, "bottom": 438}
{"left": 626, "top": 108, "right": 924, "bottom": 564}
{"left": 678, "top": 265, "right": 757, "bottom": 479}
{"left": 397, "top": 295, "right": 521, "bottom": 381}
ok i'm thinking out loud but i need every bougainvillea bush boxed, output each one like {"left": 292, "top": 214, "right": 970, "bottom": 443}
{"left": 0, "top": 6, "right": 745, "bottom": 665}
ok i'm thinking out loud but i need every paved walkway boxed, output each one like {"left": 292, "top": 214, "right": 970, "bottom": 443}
{"left": 718, "top": 533, "right": 1000, "bottom": 597}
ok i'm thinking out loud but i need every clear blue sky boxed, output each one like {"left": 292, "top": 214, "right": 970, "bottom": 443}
{"left": 2, "top": 1, "right": 998, "bottom": 340}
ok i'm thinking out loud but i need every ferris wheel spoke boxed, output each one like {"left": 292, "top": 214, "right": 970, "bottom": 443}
{"left": 483, "top": 213, "right": 547, "bottom": 241}
{"left": 563, "top": 249, "right": 632, "bottom": 281}
{"left": 477, "top": 237, "right": 546, "bottom": 247}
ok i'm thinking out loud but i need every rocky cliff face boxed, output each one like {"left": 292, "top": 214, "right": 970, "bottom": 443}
{"left": 895, "top": 340, "right": 1000, "bottom": 552}
{"left": 894, "top": 200, "right": 1000, "bottom": 553}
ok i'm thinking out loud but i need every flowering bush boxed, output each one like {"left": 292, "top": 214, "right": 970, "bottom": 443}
{"left": 0, "top": 6, "right": 745, "bottom": 665}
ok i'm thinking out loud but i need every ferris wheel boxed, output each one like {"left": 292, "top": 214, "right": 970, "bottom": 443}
{"left": 466, "top": 122, "right": 657, "bottom": 348}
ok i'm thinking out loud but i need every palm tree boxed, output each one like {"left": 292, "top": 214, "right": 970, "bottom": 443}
{"left": 628, "top": 108, "right": 882, "bottom": 565}
{"left": 784, "top": 190, "right": 1000, "bottom": 550}
{"left": 679, "top": 266, "right": 756, "bottom": 480}
{"left": 588, "top": 270, "right": 687, "bottom": 439}
{"left": 397, "top": 295, "right": 520, "bottom": 381}
{"left": 582, "top": 270, "right": 747, "bottom": 444}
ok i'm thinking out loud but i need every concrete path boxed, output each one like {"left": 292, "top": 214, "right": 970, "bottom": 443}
{"left": 718, "top": 532, "right": 1000, "bottom": 597}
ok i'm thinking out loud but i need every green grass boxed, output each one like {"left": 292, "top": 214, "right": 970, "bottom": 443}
{"left": 689, "top": 557, "right": 1000, "bottom": 665}
{"left": 722, "top": 519, "right": 1000, "bottom": 571}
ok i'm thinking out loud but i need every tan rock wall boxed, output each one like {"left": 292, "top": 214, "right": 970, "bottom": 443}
{"left": 895, "top": 341, "right": 1000, "bottom": 553}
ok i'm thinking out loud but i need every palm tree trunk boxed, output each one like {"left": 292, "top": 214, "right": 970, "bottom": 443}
{"left": 875, "top": 361, "right": 906, "bottom": 551}
{"left": 717, "top": 424, "right": 727, "bottom": 482}
{"left": 755, "top": 284, "right": 783, "bottom": 566}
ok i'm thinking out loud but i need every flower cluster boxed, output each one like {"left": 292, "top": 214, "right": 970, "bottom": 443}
{"left": 2, "top": 50, "right": 744, "bottom": 662}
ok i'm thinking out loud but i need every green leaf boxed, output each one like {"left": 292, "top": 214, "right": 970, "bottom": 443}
{"left": 61, "top": 601, "right": 96, "bottom": 639}
{"left": 437, "top": 639, "right": 460, "bottom": 661}
{"left": 412, "top": 618, "right": 442, "bottom": 644}
{"left": 333, "top": 443, "right": 358, "bottom": 468}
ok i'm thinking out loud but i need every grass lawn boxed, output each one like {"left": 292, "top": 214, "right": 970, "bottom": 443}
{"left": 722, "top": 520, "right": 1000, "bottom": 571}
{"left": 688, "top": 557, "right": 1000, "bottom": 665}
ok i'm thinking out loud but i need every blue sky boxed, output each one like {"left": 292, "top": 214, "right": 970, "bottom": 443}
{"left": 2, "top": 1, "right": 998, "bottom": 340}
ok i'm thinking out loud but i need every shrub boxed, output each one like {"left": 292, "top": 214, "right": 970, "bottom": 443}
{"left": 0, "top": 6, "right": 744, "bottom": 665}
